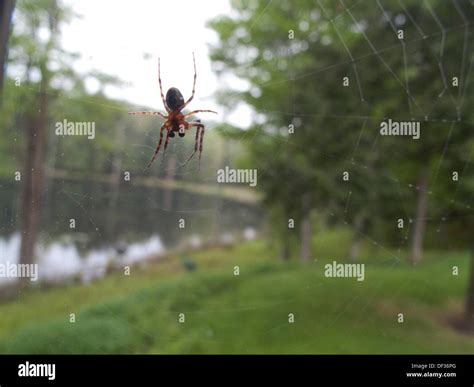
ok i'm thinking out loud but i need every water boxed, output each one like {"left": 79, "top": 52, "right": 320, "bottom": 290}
{"left": 0, "top": 178, "right": 263, "bottom": 284}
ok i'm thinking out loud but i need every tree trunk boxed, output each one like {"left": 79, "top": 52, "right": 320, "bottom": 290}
{"left": 300, "top": 194, "right": 312, "bottom": 262}
{"left": 19, "top": 66, "right": 49, "bottom": 285}
{"left": 410, "top": 171, "right": 429, "bottom": 265}
{"left": 0, "top": 0, "right": 15, "bottom": 97}
{"left": 465, "top": 247, "right": 474, "bottom": 331}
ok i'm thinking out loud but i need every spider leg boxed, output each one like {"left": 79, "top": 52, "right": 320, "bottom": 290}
{"left": 145, "top": 124, "right": 166, "bottom": 170}
{"left": 161, "top": 129, "right": 172, "bottom": 165}
{"left": 184, "top": 109, "right": 217, "bottom": 118}
{"left": 198, "top": 123, "right": 205, "bottom": 169}
{"left": 182, "top": 52, "right": 197, "bottom": 109}
{"left": 128, "top": 111, "right": 167, "bottom": 119}
{"left": 158, "top": 58, "right": 170, "bottom": 112}
{"left": 181, "top": 121, "right": 202, "bottom": 167}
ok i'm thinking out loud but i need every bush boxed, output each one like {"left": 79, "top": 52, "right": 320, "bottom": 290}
{"left": 2, "top": 317, "right": 132, "bottom": 354}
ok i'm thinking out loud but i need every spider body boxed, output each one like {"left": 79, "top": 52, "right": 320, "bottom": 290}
{"left": 129, "top": 53, "right": 217, "bottom": 169}
{"left": 167, "top": 111, "right": 185, "bottom": 137}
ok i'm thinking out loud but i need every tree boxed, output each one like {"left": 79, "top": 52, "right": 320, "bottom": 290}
{"left": 14, "top": 0, "right": 63, "bottom": 283}
{"left": 209, "top": 0, "right": 474, "bottom": 263}
{"left": 0, "top": 0, "right": 15, "bottom": 96}
{"left": 7, "top": 0, "right": 84, "bottom": 283}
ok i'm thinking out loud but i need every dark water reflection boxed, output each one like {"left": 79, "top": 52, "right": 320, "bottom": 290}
{"left": 0, "top": 178, "right": 263, "bottom": 282}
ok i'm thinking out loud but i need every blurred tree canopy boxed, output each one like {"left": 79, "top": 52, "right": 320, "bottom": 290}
{"left": 208, "top": 0, "right": 474, "bottom": 261}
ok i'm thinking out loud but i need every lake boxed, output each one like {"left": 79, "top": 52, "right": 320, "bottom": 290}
{"left": 0, "top": 177, "right": 263, "bottom": 285}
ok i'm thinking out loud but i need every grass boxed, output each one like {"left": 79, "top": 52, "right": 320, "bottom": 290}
{"left": 0, "top": 230, "right": 473, "bottom": 354}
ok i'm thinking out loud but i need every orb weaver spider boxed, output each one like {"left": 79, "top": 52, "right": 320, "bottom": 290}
{"left": 129, "top": 53, "right": 217, "bottom": 169}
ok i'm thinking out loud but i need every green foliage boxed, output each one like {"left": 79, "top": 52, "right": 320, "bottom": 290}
{"left": 0, "top": 237, "right": 473, "bottom": 354}
{"left": 208, "top": 0, "right": 474, "bottom": 254}
{"left": 1, "top": 317, "right": 132, "bottom": 354}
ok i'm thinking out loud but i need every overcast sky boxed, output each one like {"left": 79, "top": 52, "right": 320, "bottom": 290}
{"left": 59, "top": 0, "right": 252, "bottom": 127}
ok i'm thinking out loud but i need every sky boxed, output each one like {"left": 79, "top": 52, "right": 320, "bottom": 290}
{"left": 60, "top": 0, "right": 252, "bottom": 127}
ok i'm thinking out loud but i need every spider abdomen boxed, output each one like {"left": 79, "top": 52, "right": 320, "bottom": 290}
{"left": 166, "top": 87, "right": 185, "bottom": 111}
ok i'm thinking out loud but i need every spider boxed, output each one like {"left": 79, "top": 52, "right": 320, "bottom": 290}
{"left": 129, "top": 53, "right": 217, "bottom": 169}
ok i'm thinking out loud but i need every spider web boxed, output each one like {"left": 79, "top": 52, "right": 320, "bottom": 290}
{"left": 1, "top": 0, "right": 474, "bottom": 354}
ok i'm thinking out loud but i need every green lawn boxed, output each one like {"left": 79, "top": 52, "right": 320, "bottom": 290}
{"left": 0, "top": 231, "right": 473, "bottom": 354}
